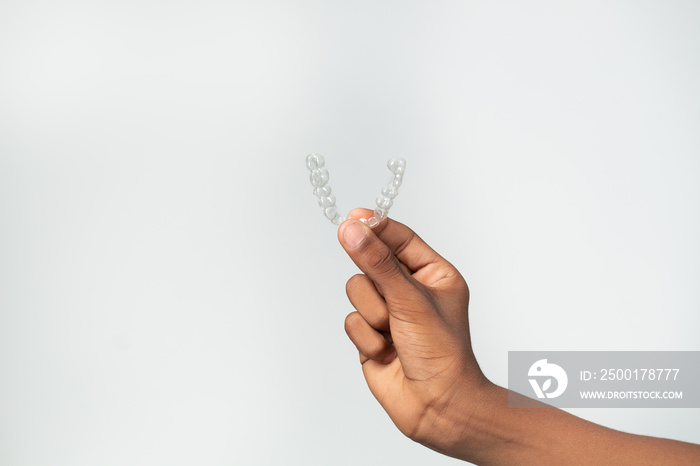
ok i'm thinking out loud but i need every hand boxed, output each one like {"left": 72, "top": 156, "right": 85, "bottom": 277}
{"left": 338, "top": 209, "right": 700, "bottom": 465}
{"left": 338, "top": 208, "right": 491, "bottom": 458}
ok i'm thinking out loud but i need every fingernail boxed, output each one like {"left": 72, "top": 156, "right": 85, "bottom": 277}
{"left": 344, "top": 221, "right": 368, "bottom": 249}
{"left": 383, "top": 349, "right": 397, "bottom": 364}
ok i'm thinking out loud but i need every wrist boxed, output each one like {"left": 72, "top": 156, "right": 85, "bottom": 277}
{"left": 447, "top": 384, "right": 612, "bottom": 466}
{"left": 410, "top": 375, "right": 505, "bottom": 462}
{"left": 425, "top": 381, "right": 570, "bottom": 465}
{"left": 445, "top": 382, "right": 525, "bottom": 464}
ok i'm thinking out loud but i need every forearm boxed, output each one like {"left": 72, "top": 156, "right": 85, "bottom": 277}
{"left": 447, "top": 383, "right": 700, "bottom": 465}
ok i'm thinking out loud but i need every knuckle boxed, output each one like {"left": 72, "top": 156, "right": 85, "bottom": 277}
{"left": 367, "top": 245, "right": 400, "bottom": 278}
{"left": 344, "top": 312, "right": 362, "bottom": 336}
{"left": 345, "top": 274, "right": 365, "bottom": 297}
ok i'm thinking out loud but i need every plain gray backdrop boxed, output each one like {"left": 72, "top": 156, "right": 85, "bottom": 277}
{"left": 1, "top": 1, "right": 699, "bottom": 465}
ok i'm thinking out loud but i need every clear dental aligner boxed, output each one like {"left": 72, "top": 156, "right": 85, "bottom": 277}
{"left": 306, "top": 153, "right": 406, "bottom": 228}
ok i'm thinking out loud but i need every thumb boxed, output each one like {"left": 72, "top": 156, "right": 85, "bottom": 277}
{"left": 338, "top": 219, "right": 419, "bottom": 306}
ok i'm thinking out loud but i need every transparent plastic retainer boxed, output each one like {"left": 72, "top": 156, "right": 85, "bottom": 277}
{"left": 306, "top": 153, "right": 406, "bottom": 228}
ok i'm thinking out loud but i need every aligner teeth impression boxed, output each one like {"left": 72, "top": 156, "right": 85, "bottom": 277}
{"left": 305, "top": 153, "right": 406, "bottom": 228}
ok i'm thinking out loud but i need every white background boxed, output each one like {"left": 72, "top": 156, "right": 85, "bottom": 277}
{"left": 1, "top": 1, "right": 699, "bottom": 465}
